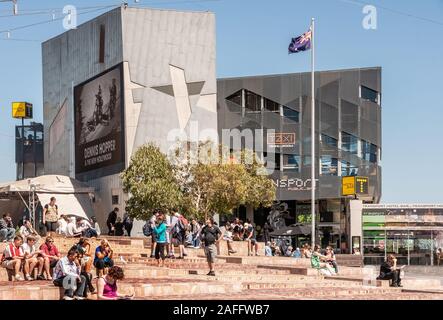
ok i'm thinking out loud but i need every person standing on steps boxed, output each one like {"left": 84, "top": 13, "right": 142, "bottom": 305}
{"left": 153, "top": 211, "right": 167, "bottom": 267}
{"left": 43, "top": 197, "right": 59, "bottom": 235}
{"left": 200, "top": 218, "right": 222, "bottom": 276}
{"left": 106, "top": 207, "right": 118, "bottom": 236}
{"left": 123, "top": 211, "right": 133, "bottom": 237}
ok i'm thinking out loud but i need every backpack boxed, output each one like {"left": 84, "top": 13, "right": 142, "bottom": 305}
{"left": 172, "top": 216, "right": 189, "bottom": 237}
{"left": 143, "top": 220, "right": 153, "bottom": 237}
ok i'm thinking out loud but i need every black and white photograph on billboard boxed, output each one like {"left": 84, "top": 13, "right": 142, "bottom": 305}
{"left": 74, "top": 63, "right": 125, "bottom": 178}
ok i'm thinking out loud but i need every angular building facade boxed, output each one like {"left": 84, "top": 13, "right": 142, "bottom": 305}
{"left": 217, "top": 68, "right": 382, "bottom": 252}
{"left": 42, "top": 6, "right": 217, "bottom": 231}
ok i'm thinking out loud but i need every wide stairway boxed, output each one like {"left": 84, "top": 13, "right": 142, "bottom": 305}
{"left": 0, "top": 236, "right": 442, "bottom": 300}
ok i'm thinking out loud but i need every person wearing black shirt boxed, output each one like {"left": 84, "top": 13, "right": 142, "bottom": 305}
{"left": 377, "top": 254, "right": 402, "bottom": 287}
{"left": 123, "top": 212, "right": 133, "bottom": 237}
{"left": 200, "top": 218, "right": 222, "bottom": 276}
{"left": 106, "top": 208, "right": 118, "bottom": 236}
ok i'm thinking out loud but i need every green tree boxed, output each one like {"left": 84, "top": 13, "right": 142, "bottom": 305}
{"left": 171, "top": 141, "right": 276, "bottom": 220}
{"left": 121, "top": 143, "right": 182, "bottom": 220}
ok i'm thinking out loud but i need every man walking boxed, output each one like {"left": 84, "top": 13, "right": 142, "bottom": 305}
{"left": 106, "top": 207, "right": 119, "bottom": 236}
{"left": 200, "top": 218, "right": 222, "bottom": 276}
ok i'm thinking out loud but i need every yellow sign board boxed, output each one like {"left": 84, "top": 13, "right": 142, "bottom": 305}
{"left": 355, "top": 176, "right": 369, "bottom": 195}
{"left": 12, "top": 102, "right": 33, "bottom": 119}
{"left": 342, "top": 176, "right": 356, "bottom": 196}
{"left": 342, "top": 176, "right": 369, "bottom": 196}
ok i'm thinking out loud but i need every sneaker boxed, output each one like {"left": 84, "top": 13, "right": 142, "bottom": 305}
{"left": 207, "top": 271, "right": 215, "bottom": 276}
{"left": 37, "top": 274, "right": 46, "bottom": 281}
{"left": 149, "top": 255, "right": 155, "bottom": 258}
{"left": 15, "top": 275, "right": 24, "bottom": 281}
{"left": 74, "top": 296, "right": 85, "bottom": 300}
{"left": 62, "top": 296, "right": 74, "bottom": 300}
{"left": 120, "top": 256, "right": 128, "bottom": 264}
{"left": 183, "top": 253, "right": 188, "bottom": 257}
{"left": 25, "top": 274, "right": 34, "bottom": 281}
{"left": 255, "top": 253, "right": 260, "bottom": 256}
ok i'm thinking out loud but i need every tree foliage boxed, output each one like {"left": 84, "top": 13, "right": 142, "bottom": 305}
{"left": 121, "top": 143, "right": 182, "bottom": 220}
{"left": 122, "top": 141, "right": 276, "bottom": 221}
{"left": 171, "top": 141, "right": 276, "bottom": 220}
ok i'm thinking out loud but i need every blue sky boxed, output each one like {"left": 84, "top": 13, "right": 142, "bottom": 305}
{"left": 0, "top": 0, "right": 442, "bottom": 203}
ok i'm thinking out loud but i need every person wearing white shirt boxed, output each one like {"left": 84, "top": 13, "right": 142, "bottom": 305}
{"left": 56, "top": 215, "right": 69, "bottom": 236}
{"left": 21, "top": 235, "right": 41, "bottom": 281}
{"left": 66, "top": 217, "right": 82, "bottom": 237}
{"left": 19, "top": 220, "right": 40, "bottom": 243}
{"left": 166, "top": 212, "right": 178, "bottom": 258}
{"left": 91, "top": 216, "right": 101, "bottom": 237}
{"left": 53, "top": 248, "right": 87, "bottom": 300}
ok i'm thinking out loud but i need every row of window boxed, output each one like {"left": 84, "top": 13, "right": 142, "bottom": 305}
{"left": 226, "top": 84, "right": 380, "bottom": 122}
{"left": 334, "top": 132, "right": 378, "bottom": 163}
{"left": 226, "top": 89, "right": 300, "bottom": 122}
{"left": 265, "top": 153, "right": 361, "bottom": 176}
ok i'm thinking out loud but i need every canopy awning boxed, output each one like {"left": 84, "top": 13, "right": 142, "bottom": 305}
{"left": 37, "top": 193, "right": 92, "bottom": 220}
{"left": 0, "top": 175, "right": 94, "bottom": 194}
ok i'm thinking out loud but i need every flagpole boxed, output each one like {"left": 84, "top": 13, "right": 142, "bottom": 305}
{"left": 310, "top": 17, "right": 316, "bottom": 250}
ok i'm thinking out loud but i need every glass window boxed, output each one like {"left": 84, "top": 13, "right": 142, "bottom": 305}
{"left": 226, "top": 90, "right": 242, "bottom": 106}
{"left": 321, "top": 156, "right": 338, "bottom": 176}
{"left": 264, "top": 98, "right": 280, "bottom": 113}
{"left": 282, "top": 154, "right": 300, "bottom": 172}
{"left": 321, "top": 134, "right": 338, "bottom": 148}
{"left": 266, "top": 153, "right": 280, "bottom": 171}
{"left": 361, "top": 140, "right": 377, "bottom": 163}
{"left": 244, "top": 90, "right": 261, "bottom": 112}
{"left": 283, "top": 106, "right": 299, "bottom": 122}
{"left": 341, "top": 132, "right": 358, "bottom": 155}
{"left": 361, "top": 85, "right": 379, "bottom": 104}
{"left": 341, "top": 160, "right": 358, "bottom": 176}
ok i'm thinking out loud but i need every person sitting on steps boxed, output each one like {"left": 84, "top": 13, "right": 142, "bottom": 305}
{"left": 97, "top": 266, "right": 134, "bottom": 300}
{"left": 53, "top": 248, "right": 87, "bottom": 300}
{"left": 94, "top": 239, "right": 114, "bottom": 277}
{"left": 37, "top": 236, "right": 61, "bottom": 280}
{"left": 21, "top": 235, "right": 41, "bottom": 281}
{"left": 1, "top": 235, "right": 25, "bottom": 281}
{"left": 377, "top": 254, "right": 403, "bottom": 287}
{"left": 311, "top": 245, "right": 336, "bottom": 276}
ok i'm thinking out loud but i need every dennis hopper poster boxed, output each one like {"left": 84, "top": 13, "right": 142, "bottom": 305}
{"left": 74, "top": 63, "right": 125, "bottom": 179}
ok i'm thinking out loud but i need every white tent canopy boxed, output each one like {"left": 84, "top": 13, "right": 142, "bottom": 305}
{"left": 0, "top": 175, "right": 94, "bottom": 194}
{"left": 0, "top": 175, "right": 95, "bottom": 220}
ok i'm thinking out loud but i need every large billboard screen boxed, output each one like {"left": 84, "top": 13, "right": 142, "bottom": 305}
{"left": 74, "top": 63, "right": 125, "bottom": 179}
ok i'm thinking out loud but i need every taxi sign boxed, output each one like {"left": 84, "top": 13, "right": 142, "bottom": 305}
{"left": 355, "top": 176, "right": 369, "bottom": 195}
{"left": 12, "top": 102, "right": 33, "bottom": 119}
{"left": 341, "top": 176, "right": 356, "bottom": 196}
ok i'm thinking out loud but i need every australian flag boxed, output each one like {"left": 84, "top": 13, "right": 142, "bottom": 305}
{"left": 288, "top": 29, "right": 312, "bottom": 54}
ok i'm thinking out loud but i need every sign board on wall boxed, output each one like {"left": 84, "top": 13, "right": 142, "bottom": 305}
{"left": 267, "top": 133, "right": 296, "bottom": 148}
{"left": 355, "top": 176, "right": 369, "bottom": 195}
{"left": 12, "top": 102, "right": 33, "bottom": 119}
{"left": 74, "top": 63, "right": 125, "bottom": 179}
{"left": 342, "top": 176, "right": 369, "bottom": 196}
{"left": 342, "top": 176, "right": 355, "bottom": 196}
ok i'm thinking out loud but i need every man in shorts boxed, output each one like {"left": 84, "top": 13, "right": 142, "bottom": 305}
{"left": 200, "top": 218, "right": 222, "bottom": 276}
{"left": 1, "top": 235, "right": 25, "bottom": 281}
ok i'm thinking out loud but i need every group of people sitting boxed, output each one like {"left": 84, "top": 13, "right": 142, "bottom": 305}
{"left": 55, "top": 215, "right": 101, "bottom": 238}
{"left": 0, "top": 233, "right": 133, "bottom": 300}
